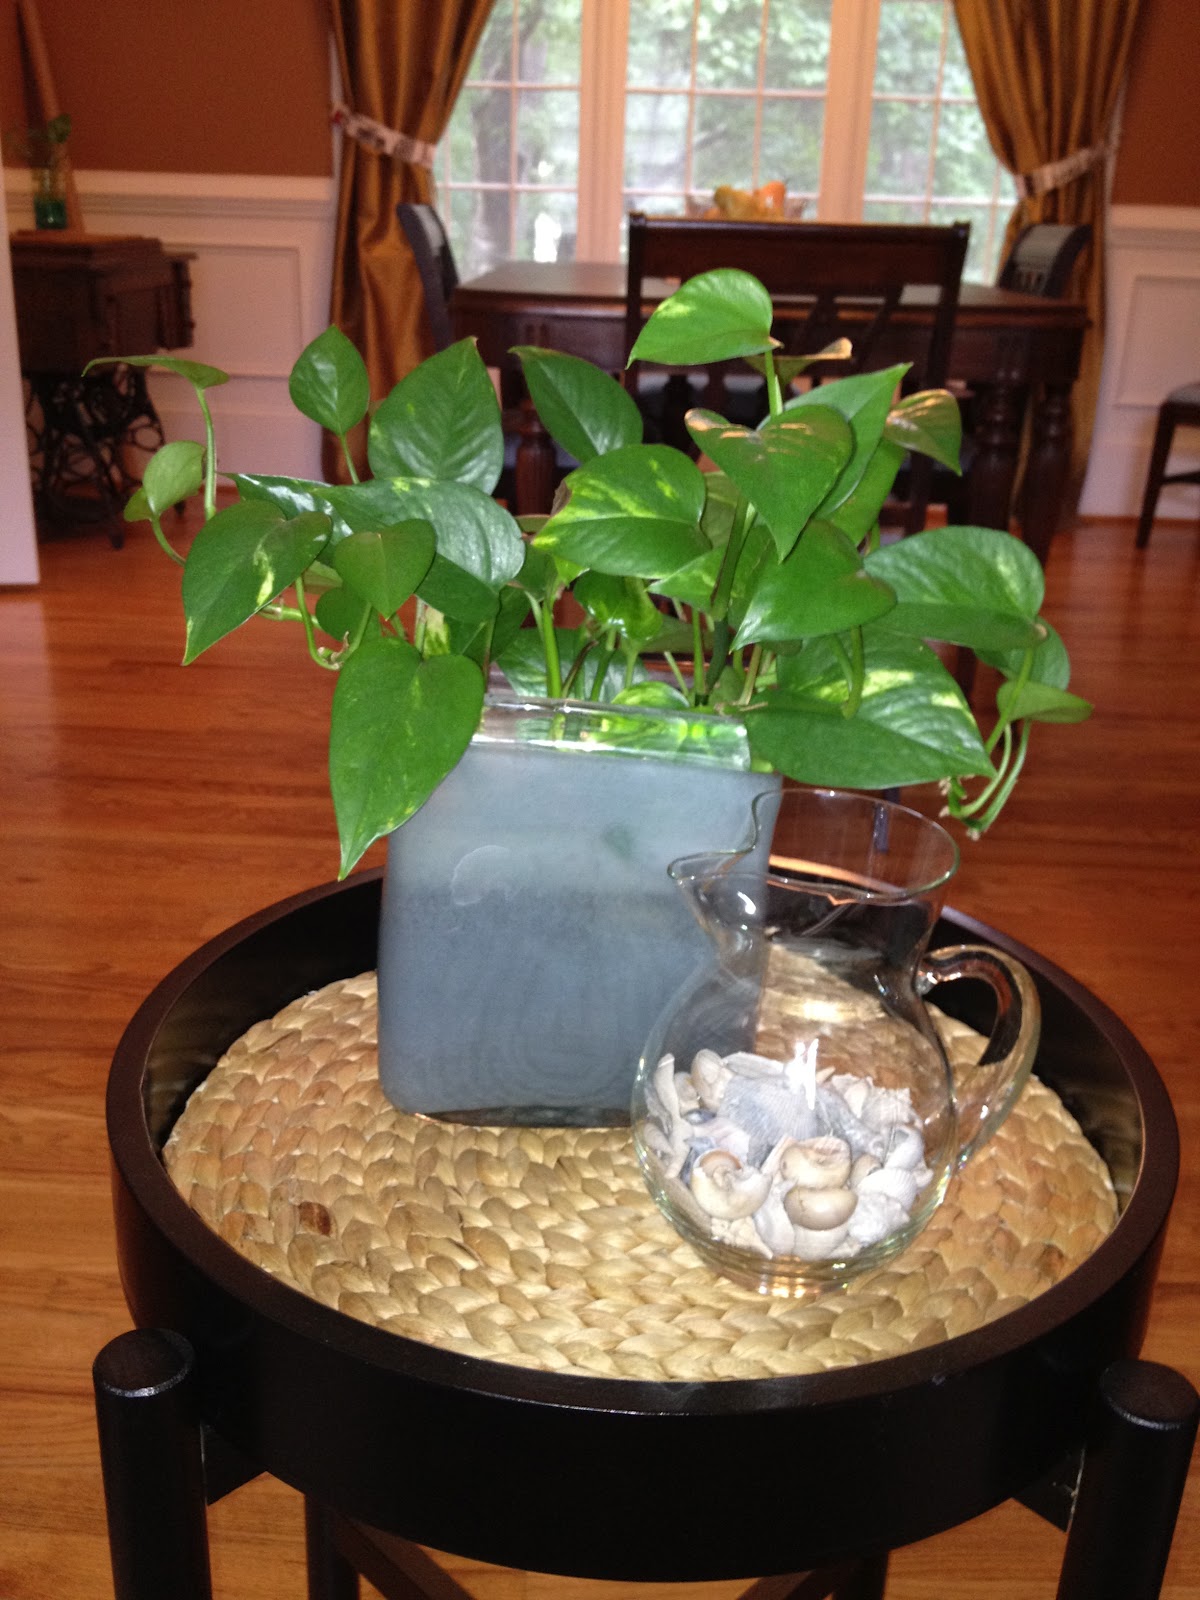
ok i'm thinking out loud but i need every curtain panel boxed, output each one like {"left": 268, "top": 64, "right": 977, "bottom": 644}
{"left": 326, "top": 0, "right": 494, "bottom": 481}
{"left": 953, "top": 0, "right": 1144, "bottom": 490}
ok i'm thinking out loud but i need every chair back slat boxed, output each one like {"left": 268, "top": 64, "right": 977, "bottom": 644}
{"left": 397, "top": 203, "right": 459, "bottom": 352}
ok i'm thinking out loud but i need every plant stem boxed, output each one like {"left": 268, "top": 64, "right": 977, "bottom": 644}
{"left": 986, "top": 645, "right": 1035, "bottom": 754}
{"left": 529, "top": 597, "right": 563, "bottom": 697}
{"left": 663, "top": 651, "right": 690, "bottom": 697}
{"left": 840, "top": 629, "right": 865, "bottom": 717}
{"left": 338, "top": 431, "right": 360, "bottom": 485}
{"left": 147, "top": 509, "right": 185, "bottom": 566}
{"left": 764, "top": 350, "right": 784, "bottom": 419}
{"left": 737, "top": 643, "right": 763, "bottom": 706}
{"left": 691, "top": 607, "right": 706, "bottom": 703}
{"left": 293, "top": 575, "right": 337, "bottom": 669}
{"left": 197, "top": 393, "right": 218, "bottom": 522}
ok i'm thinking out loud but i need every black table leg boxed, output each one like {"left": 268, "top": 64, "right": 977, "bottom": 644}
{"left": 305, "top": 1498, "right": 361, "bottom": 1600}
{"left": 93, "top": 1328, "right": 214, "bottom": 1600}
{"left": 1056, "top": 1359, "right": 1199, "bottom": 1600}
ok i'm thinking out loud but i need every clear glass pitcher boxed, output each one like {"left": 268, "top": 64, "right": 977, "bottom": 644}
{"left": 631, "top": 786, "right": 1040, "bottom": 1295}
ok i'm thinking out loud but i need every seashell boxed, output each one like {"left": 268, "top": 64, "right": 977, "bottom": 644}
{"left": 881, "top": 1122, "right": 925, "bottom": 1172}
{"left": 777, "top": 1135, "right": 852, "bottom": 1189}
{"left": 839, "top": 1076, "right": 872, "bottom": 1118}
{"left": 789, "top": 1218, "right": 851, "bottom": 1261}
{"left": 676, "top": 1074, "right": 703, "bottom": 1115}
{"left": 860, "top": 1083, "right": 917, "bottom": 1133}
{"left": 815, "top": 1084, "right": 886, "bottom": 1160}
{"left": 723, "top": 1051, "right": 784, "bottom": 1079}
{"left": 720, "top": 1077, "right": 821, "bottom": 1166}
{"left": 857, "top": 1164, "right": 920, "bottom": 1213}
{"left": 784, "top": 1183, "right": 857, "bottom": 1231}
{"left": 689, "top": 1150, "right": 771, "bottom": 1220}
{"left": 752, "top": 1189, "right": 798, "bottom": 1255}
{"left": 649, "top": 1053, "right": 690, "bottom": 1178}
{"left": 846, "top": 1189, "right": 909, "bottom": 1247}
{"left": 850, "top": 1152, "right": 882, "bottom": 1188}
{"left": 690, "top": 1116, "right": 753, "bottom": 1164}
{"left": 690, "top": 1048, "right": 731, "bottom": 1111}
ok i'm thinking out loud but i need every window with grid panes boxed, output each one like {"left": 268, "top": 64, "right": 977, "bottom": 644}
{"left": 439, "top": 0, "right": 1014, "bottom": 284}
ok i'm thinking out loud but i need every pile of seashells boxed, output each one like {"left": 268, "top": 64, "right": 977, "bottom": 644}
{"left": 640, "top": 1038, "right": 935, "bottom": 1264}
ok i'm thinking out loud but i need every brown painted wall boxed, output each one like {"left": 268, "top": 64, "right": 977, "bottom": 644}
{"left": 1112, "top": 0, "right": 1200, "bottom": 206}
{"left": 1, "top": 0, "right": 330, "bottom": 176}
{"left": 0, "top": 0, "right": 1195, "bottom": 200}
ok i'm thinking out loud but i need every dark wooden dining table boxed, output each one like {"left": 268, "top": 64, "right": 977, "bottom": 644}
{"left": 451, "top": 260, "right": 1088, "bottom": 561}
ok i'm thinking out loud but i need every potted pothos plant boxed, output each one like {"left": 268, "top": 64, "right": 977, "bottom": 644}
{"left": 97, "top": 266, "right": 1089, "bottom": 1124}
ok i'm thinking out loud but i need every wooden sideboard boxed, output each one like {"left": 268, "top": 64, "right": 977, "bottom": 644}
{"left": 10, "top": 231, "right": 194, "bottom": 542}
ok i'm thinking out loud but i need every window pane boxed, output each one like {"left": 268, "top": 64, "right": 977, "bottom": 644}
{"left": 450, "top": 186, "right": 513, "bottom": 280}
{"left": 932, "top": 100, "right": 1004, "bottom": 198}
{"left": 759, "top": 96, "right": 824, "bottom": 196}
{"left": 470, "top": 0, "right": 515, "bottom": 82}
{"left": 515, "top": 190, "right": 579, "bottom": 262}
{"left": 874, "top": 0, "right": 946, "bottom": 95}
{"left": 692, "top": 94, "right": 758, "bottom": 192}
{"left": 861, "top": 198, "right": 926, "bottom": 225}
{"left": 866, "top": 99, "right": 935, "bottom": 196}
{"left": 517, "top": 0, "right": 581, "bottom": 81}
{"left": 763, "top": 0, "right": 832, "bottom": 92}
{"left": 517, "top": 90, "right": 580, "bottom": 185}
{"left": 625, "top": 91, "right": 690, "bottom": 192}
{"left": 694, "top": 0, "right": 764, "bottom": 90}
{"left": 939, "top": 15, "right": 976, "bottom": 97}
{"left": 627, "top": 0, "right": 696, "bottom": 89}
{"left": 450, "top": 87, "right": 514, "bottom": 184}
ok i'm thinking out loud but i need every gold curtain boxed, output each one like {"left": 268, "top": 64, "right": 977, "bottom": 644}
{"left": 953, "top": 0, "right": 1144, "bottom": 486}
{"left": 325, "top": 0, "right": 494, "bottom": 481}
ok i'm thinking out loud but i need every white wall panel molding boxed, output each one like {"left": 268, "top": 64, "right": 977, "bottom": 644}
{"left": 1080, "top": 204, "right": 1200, "bottom": 521}
{"left": 5, "top": 169, "right": 338, "bottom": 480}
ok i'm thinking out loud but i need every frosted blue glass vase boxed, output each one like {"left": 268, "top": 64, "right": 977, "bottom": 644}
{"left": 377, "top": 695, "right": 778, "bottom": 1126}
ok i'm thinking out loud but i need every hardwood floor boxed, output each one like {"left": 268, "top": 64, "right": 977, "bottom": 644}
{"left": 1, "top": 511, "right": 1198, "bottom": 1598}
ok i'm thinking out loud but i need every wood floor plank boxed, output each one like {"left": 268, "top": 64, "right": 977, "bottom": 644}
{"left": 2, "top": 514, "right": 1197, "bottom": 1597}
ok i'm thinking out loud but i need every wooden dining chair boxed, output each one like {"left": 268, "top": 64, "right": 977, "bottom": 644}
{"left": 624, "top": 214, "right": 970, "bottom": 533}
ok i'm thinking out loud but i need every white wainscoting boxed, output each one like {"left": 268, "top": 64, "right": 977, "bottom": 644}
{"left": 5, "top": 169, "right": 338, "bottom": 480}
{"left": 1080, "top": 204, "right": 1200, "bottom": 521}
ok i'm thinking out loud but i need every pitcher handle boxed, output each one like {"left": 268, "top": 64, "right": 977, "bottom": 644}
{"left": 917, "top": 943, "right": 1041, "bottom": 1166}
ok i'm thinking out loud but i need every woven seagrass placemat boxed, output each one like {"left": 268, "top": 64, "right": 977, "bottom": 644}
{"left": 164, "top": 973, "right": 1117, "bottom": 1383}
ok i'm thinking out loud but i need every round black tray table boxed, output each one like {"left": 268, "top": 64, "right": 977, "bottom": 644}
{"left": 95, "top": 870, "right": 1197, "bottom": 1600}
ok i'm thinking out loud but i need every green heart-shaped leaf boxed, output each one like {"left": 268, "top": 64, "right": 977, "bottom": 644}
{"left": 182, "top": 501, "right": 331, "bottom": 662}
{"left": 736, "top": 521, "right": 895, "bottom": 645}
{"left": 996, "top": 679, "right": 1092, "bottom": 724}
{"left": 288, "top": 326, "right": 370, "bottom": 435}
{"left": 315, "top": 584, "right": 371, "bottom": 645}
{"left": 744, "top": 338, "right": 853, "bottom": 383}
{"left": 141, "top": 440, "right": 205, "bottom": 517}
{"left": 824, "top": 438, "right": 905, "bottom": 542}
{"left": 330, "top": 638, "right": 484, "bottom": 875}
{"left": 84, "top": 354, "right": 229, "bottom": 389}
{"left": 533, "top": 445, "right": 708, "bottom": 576}
{"left": 416, "top": 556, "right": 501, "bottom": 624}
{"left": 321, "top": 479, "right": 525, "bottom": 588}
{"left": 865, "top": 524, "right": 1045, "bottom": 618}
{"left": 572, "top": 571, "right": 663, "bottom": 640}
{"left": 629, "top": 269, "right": 775, "bottom": 366}
{"left": 367, "top": 339, "right": 504, "bottom": 492}
{"left": 745, "top": 634, "right": 992, "bottom": 788}
{"left": 885, "top": 389, "right": 962, "bottom": 472}
{"left": 687, "top": 406, "right": 853, "bottom": 559}
{"left": 330, "top": 522, "right": 436, "bottom": 618}
{"left": 785, "top": 364, "right": 908, "bottom": 521}
{"left": 978, "top": 620, "right": 1073, "bottom": 689}
{"left": 514, "top": 346, "right": 643, "bottom": 463}
{"left": 875, "top": 601, "right": 1041, "bottom": 652}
